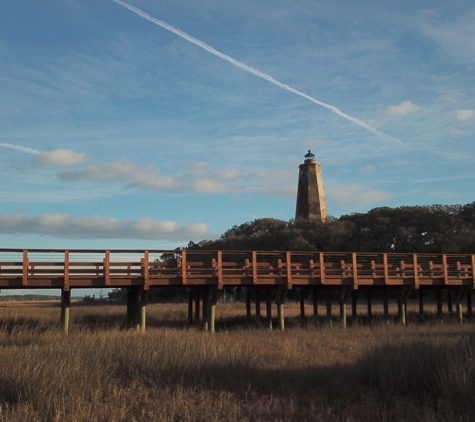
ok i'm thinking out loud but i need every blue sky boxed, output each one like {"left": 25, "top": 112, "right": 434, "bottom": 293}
{"left": 1, "top": 0, "right": 475, "bottom": 254}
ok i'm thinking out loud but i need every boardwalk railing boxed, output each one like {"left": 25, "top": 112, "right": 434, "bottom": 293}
{"left": 1, "top": 249, "right": 475, "bottom": 289}
{"left": 2, "top": 248, "right": 475, "bottom": 333}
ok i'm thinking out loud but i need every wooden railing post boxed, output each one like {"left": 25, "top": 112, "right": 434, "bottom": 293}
{"left": 104, "top": 251, "right": 110, "bottom": 285}
{"left": 286, "top": 252, "right": 292, "bottom": 289}
{"left": 383, "top": 254, "right": 389, "bottom": 285}
{"left": 442, "top": 254, "right": 448, "bottom": 286}
{"left": 252, "top": 251, "right": 257, "bottom": 285}
{"left": 181, "top": 251, "right": 187, "bottom": 285}
{"left": 143, "top": 251, "right": 149, "bottom": 288}
{"left": 64, "top": 250, "right": 69, "bottom": 289}
{"left": 217, "top": 251, "right": 223, "bottom": 289}
{"left": 413, "top": 254, "right": 419, "bottom": 289}
{"left": 319, "top": 252, "right": 325, "bottom": 285}
{"left": 471, "top": 255, "right": 475, "bottom": 290}
{"left": 352, "top": 253, "right": 358, "bottom": 289}
{"left": 22, "top": 250, "right": 28, "bottom": 286}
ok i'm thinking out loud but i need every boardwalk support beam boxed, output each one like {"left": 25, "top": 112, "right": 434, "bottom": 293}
{"left": 352, "top": 291, "right": 357, "bottom": 320}
{"left": 187, "top": 289, "right": 193, "bottom": 323}
{"left": 256, "top": 290, "right": 261, "bottom": 318}
{"left": 140, "top": 288, "right": 147, "bottom": 332}
{"left": 326, "top": 288, "right": 332, "bottom": 325}
{"left": 206, "top": 287, "right": 218, "bottom": 333}
{"left": 437, "top": 289, "right": 443, "bottom": 318}
{"left": 246, "top": 289, "right": 251, "bottom": 321}
{"left": 383, "top": 286, "right": 389, "bottom": 323}
{"left": 275, "top": 287, "right": 286, "bottom": 331}
{"left": 340, "top": 288, "right": 352, "bottom": 329}
{"left": 453, "top": 287, "right": 470, "bottom": 324}
{"left": 312, "top": 288, "right": 318, "bottom": 321}
{"left": 195, "top": 289, "right": 200, "bottom": 322}
{"left": 266, "top": 292, "right": 273, "bottom": 330}
{"left": 61, "top": 288, "right": 71, "bottom": 335}
{"left": 300, "top": 289, "right": 306, "bottom": 322}
{"left": 367, "top": 289, "right": 372, "bottom": 322}
{"left": 398, "top": 287, "right": 412, "bottom": 325}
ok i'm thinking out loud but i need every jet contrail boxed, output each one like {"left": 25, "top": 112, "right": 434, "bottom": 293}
{"left": 113, "top": 0, "right": 407, "bottom": 148}
{"left": 0, "top": 142, "right": 40, "bottom": 154}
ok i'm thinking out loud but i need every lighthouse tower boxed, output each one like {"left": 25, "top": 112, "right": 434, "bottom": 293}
{"left": 295, "top": 150, "right": 328, "bottom": 222}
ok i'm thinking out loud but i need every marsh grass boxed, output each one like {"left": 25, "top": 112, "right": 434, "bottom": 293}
{"left": 0, "top": 301, "right": 474, "bottom": 421}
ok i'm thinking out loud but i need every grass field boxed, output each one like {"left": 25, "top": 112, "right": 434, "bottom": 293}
{"left": 0, "top": 299, "right": 474, "bottom": 421}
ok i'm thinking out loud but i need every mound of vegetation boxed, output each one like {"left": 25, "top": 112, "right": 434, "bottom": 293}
{"left": 187, "top": 202, "right": 475, "bottom": 253}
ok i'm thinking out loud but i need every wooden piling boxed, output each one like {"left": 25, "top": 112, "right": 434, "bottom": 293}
{"left": 312, "top": 288, "right": 318, "bottom": 319}
{"left": 351, "top": 290, "right": 357, "bottom": 319}
{"left": 326, "top": 288, "right": 332, "bottom": 324}
{"left": 437, "top": 289, "right": 443, "bottom": 318}
{"left": 134, "top": 287, "right": 141, "bottom": 331}
{"left": 300, "top": 289, "right": 306, "bottom": 321}
{"left": 187, "top": 290, "right": 193, "bottom": 323}
{"left": 276, "top": 287, "right": 286, "bottom": 331}
{"left": 202, "top": 290, "right": 209, "bottom": 331}
{"left": 340, "top": 299, "right": 347, "bottom": 329}
{"left": 383, "top": 287, "right": 389, "bottom": 322}
{"left": 419, "top": 289, "right": 424, "bottom": 315}
{"left": 140, "top": 288, "right": 147, "bottom": 332}
{"left": 207, "top": 287, "right": 218, "bottom": 333}
{"left": 127, "top": 288, "right": 134, "bottom": 327}
{"left": 266, "top": 295, "right": 272, "bottom": 330}
{"left": 367, "top": 289, "right": 372, "bottom": 322}
{"left": 467, "top": 291, "right": 473, "bottom": 318}
{"left": 255, "top": 290, "right": 261, "bottom": 317}
{"left": 277, "top": 300, "right": 284, "bottom": 331}
{"left": 448, "top": 290, "right": 453, "bottom": 314}
{"left": 246, "top": 289, "right": 251, "bottom": 320}
{"left": 398, "top": 294, "right": 407, "bottom": 326}
{"left": 456, "top": 300, "right": 463, "bottom": 324}
{"left": 194, "top": 289, "right": 200, "bottom": 322}
{"left": 61, "top": 288, "right": 71, "bottom": 335}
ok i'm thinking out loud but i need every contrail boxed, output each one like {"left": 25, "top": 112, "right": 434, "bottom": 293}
{"left": 112, "top": 0, "right": 407, "bottom": 148}
{"left": 0, "top": 142, "right": 40, "bottom": 154}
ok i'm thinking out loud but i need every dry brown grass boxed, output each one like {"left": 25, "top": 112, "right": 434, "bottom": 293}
{"left": 0, "top": 300, "right": 474, "bottom": 421}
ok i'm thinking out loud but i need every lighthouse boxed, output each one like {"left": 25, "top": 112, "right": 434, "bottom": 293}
{"left": 295, "top": 150, "right": 328, "bottom": 222}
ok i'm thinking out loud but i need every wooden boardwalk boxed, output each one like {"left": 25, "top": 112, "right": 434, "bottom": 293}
{"left": 1, "top": 249, "right": 474, "bottom": 333}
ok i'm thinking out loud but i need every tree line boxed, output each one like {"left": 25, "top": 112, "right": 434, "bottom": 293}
{"left": 186, "top": 202, "right": 475, "bottom": 253}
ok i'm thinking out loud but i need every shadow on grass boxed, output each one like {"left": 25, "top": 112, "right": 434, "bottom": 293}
{"left": 0, "top": 316, "right": 50, "bottom": 335}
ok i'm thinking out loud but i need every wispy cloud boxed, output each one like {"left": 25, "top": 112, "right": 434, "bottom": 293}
{"left": 33, "top": 149, "right": 88, "bottom": 166}
{"left": 456, "top": 109, "right": 474, "bottom": 122}
{"left": 0, "top": 142, "right": 40, "bottom": 154}
{"left": 327, "top": 185, "right": 393, "bottom": 207}
{"left": 414, "top": 174, "right": 472, "bottom": 183}
{"left": 112, "top": 0, "right": 406, "bottom": 148}
{"left": 58, "top": 159, "right": 183, "bottom": 190}
{"left": 0, "top": 213, "right": 209, "bottom": 240}
{"left": 380, "top": 101, "right": 420, "bottom": 116}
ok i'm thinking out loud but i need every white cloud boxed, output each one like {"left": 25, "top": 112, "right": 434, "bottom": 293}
{"left": 33, "top": 149, "right": 88, "bottom": 166}
{"left": 380, "top": 101, "right": 420, "bottom": 116}
{"left": 327, "top": 185, "right": 393, "bottom": 207}
{"left": 429, "top": 190, "right": 458, "bottom": 199}
{"left": 190, "top": 179, "right": 228, "bottom": 193}
{"left": 0, "top": 213, "right": 209, "bottom": 240}
{"left": 58, "top": 159, "right": 183, "bottom": 190}
{"left": 456, "top": 109, "right": 475, "bottom": 122}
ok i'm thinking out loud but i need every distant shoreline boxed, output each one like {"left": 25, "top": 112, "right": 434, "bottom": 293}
{"left": 0, "top": 294, "right": 60, "bottom": 302}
